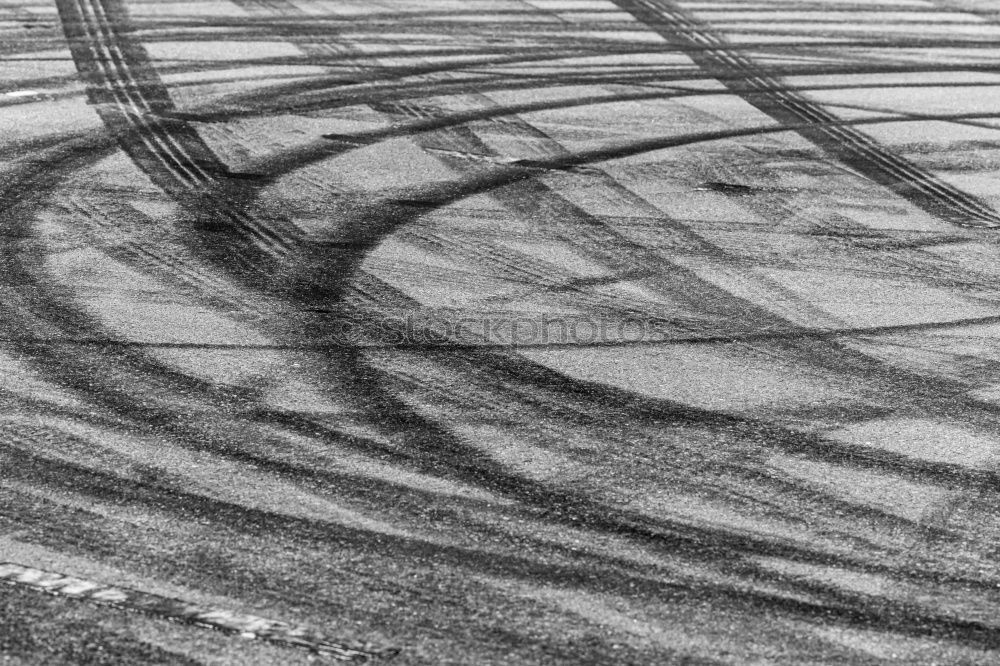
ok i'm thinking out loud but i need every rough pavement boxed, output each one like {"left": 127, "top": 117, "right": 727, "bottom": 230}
{"left": 3, "top": 0, "right": 1000, "bottom": 663}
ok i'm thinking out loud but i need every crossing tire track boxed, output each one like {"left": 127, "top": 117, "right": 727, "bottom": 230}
{"left": 55, "top": 0, "right": 300, "bottom": 259}
{"left": 610, "top": 0, "right": 1000, "bottom": 228}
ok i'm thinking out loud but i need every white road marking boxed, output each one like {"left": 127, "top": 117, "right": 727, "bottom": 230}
{"left": 0, "top": 563, "right": 397, "bottom": 661}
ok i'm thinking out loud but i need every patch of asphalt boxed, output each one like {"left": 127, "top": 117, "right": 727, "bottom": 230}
{"left": 0, "top": 580, "right": 202, "bottom": 666}
{"left": 0, "top": 563, "right": 397, "bottom": 662}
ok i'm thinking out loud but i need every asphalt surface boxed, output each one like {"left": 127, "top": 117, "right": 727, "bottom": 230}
{"left": 3, "top": 0, "right": 1000, "bottom": 663}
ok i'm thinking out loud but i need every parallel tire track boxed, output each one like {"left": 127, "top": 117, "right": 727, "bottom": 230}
{"left": 55, "top": 0, "right": 299, "bottom": 258}
{"left": 19, "top": 1, "right": 1000, "bottom": 663}
{"left": 611, "top": 0, "right": 1000, "bottom": 228}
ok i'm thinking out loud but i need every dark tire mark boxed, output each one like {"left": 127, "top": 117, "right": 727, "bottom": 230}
{"left": 19, "top": 0, "right": 1000, "bottom": 662}
{"left": 609, "top": 0, "right": 1000, "bottom": 227}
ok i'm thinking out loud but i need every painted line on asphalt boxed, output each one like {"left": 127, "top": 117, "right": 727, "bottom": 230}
{"left": 0, "top": 563, "right": 398, "bottom": 662}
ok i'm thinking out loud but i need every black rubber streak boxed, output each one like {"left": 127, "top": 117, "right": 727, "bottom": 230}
{"left": 1, "top": 0, "right": 999, "bottom": 663}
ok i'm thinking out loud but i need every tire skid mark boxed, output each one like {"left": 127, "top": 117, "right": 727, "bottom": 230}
{"left": 0, "top": 133, "right": 501, "bottom": 582}
{"left": 23, "top": 0, "right": 1000, "bottom": 656}
{"left": 10, "top": 309, "right": 1000, "bottom": 352}
{"left": 389, "top": 228, "right": 670, "bottom": 322}
{"left": 10, "top": 423, "right": 1000, "bottom": 637}
{"left": 397, "top": 92, "right": 839, "bottom": 328}
{"left": 176, "top": 59, "right": 1000, "bottom": 123}
{"left": 0, "top": 443, "right": 832, "bottom": 605}
{"left": 231, "top": 110, "right": 1000, "bottom": 340}
{"left": 35, "top": 135, "right": 964, "bottom": 648}
{"left": 344, "top": 295, "right": 1000, "bottom": 613}
{"left": 67, "top": 0, "right": 212, "bottom": 187}
{"left": 55, "top": 0, "right": 300, "bottom": 259}
{"left": 218, "top": 3, "right": 858, "bottom": 473}
{"left": 280, "top": 63, "right": 1000, "bottom": 624}
{"left": 12, "top": 480, "right": 989, "bottom": 660}
{"left": 170, "top": 6, "right": 780, "bottom": 544}
{"left": 136, "top": 18, "right": 1000, "bottom": 43}
{"left": 186, "top": 80, "right": 1000, "bottom": 192}
{"left": 610, "top": 0, "right": 1000, "bottom": 228}
{"left": 0, "top": 71, "right": 788, "bottom": 641}
{"left": 272, "top": 42, "right": 1000, "bottom": 624}
{"left": 195, "top": 0, "right": 1000, "bottom": 544}
{"left": 247, "top": 68, "right": 825, "bottom": 339}
{"left": 378, "top": 340, "right": 995, "bottom": 508}
{"left": 0, "top": 563, "right": 397, "bottom": 661}
{"left": 49, "top": 2, "right": 517, "bottom": 530}
{"left": 61, "top": 195, "right": 281, "bottom": 318}
{"left": 0, "top": 444, "right": 723, "bottom": 602}
{"left": 0, "top": 214, "right": 617, "bottom": 663}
